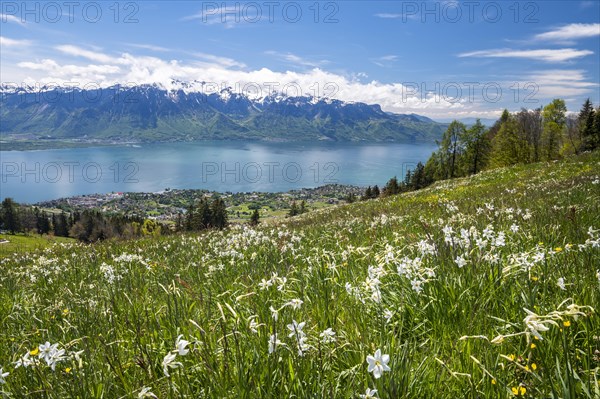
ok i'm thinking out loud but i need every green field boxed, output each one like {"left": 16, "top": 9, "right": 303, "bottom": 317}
{"left": 0, "top": 153, "right": 598, "bottom": 398}
{"left": 0, "top": 234, "right": 75, "bottom": 258}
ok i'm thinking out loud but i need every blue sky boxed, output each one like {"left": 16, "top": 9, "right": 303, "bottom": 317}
{"left": 1, "top": 1, "right": 599, "bottom": 120}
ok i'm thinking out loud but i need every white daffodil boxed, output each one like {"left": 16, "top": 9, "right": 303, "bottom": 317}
{"left": 286, "top": 298, "right": 303, "bottom": 310}
{"left": 320, "top": 328, "right": 336, "bottom": 344}
{"left": 557, "top": 277, "right": 566, "bottom": 291}
{"left": 287, "top": 320, "right": 306, "bottom": 339}
{"left": 523, "top": 308, "right": 558, "bottom": 340}
{"left": 248, "top": 316, "right": 261, "bottom": 333}
{"left": 14, "top": 353, "right": 33, "bottom": 368}
{"left": 268, "top": 334, "right": 281, "bottom": 354}
{"left": 411, "top": 278, "right": 424, "bottom": 294}
{"left": 47, "top": 348, "right": 66, "bottom": 370}
{"left": 455, "top": 255, "right": 467, "bottom": 268}
{"left": 175, "top": 335, "right": 190, "bottom": 356}
{"left": 39, "top": 342, "right": 58, "bottom": 363}
{"left": 366, "top": 349, "right": 391, "bottom": 379}
{"left": 383, "top": 309, "right": 393, "bottom": 323}
{"left": 0, "top": 367, "right": 8, "bottom": 384}
{"left": 359, "top": 388, "right": 378, "bottom": 399}
{"left": 269, "top": 306, "right": 279, "bottom": 321}
{"left": 162, "top": 352, "right": 182, "bottom": 377}
{"left": 138, "top": 386, "right": 158, "bottom": 398}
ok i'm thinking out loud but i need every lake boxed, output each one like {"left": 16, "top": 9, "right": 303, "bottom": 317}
{"left": 0, "top": 141, "right": 437, "bottom": 203}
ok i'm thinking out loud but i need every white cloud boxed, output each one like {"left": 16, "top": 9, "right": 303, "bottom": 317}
{"left": 17, "top": 58, "right": 121, "bottom": 82}
{"left": 181, "top": 6, "right": 247, "bottom": 28}
{"left": 55, "top": 45, "right": 118, "bottom": 64}
{"left": 9, "top": 45, "right": 598, "bottom": 119}
{"left": 371, "top": 55, "right": 398, "bottom": 67}
{"left": 265, "top": 51, "right": 329, "bottom": 68}
{"left": 0, "top": 36, "right": 32, "bottom": 47}
{"left": 13, "top": 48, "right": 465, "bottom": 117}
{"left": 534, "top": 23, "right": 600, "bottom": 42}
{"left": 0, "top": 13, "right": 26, "bottom": 26}
{"left": 523, "top": 69, "right": 598, "bottom": 98}
{"left": 125, "top": 43, "right": 171, "bottom": 52}
{"left": 193, "top": 52, "right": 246, "bottom": 68}
{"left": 459, "top": 48, "right": 594, "bottom": 63}
{"left": 374, "top": 13, "right": 402, "bottom": 19}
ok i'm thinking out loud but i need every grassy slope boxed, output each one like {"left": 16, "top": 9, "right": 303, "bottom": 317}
{"left": 0, "top": 234, "right": 75, "bottom": 258}
{"left": 0, "top": 153, "right": 598, "bottom": 398}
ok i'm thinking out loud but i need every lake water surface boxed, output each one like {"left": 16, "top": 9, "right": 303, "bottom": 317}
{"left": 1, "top": 141, "right": 437, "bottom": 203}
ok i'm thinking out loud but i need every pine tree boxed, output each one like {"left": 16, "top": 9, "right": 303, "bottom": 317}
{"left": 372, "top": 185, "right": 380, "bottom": 198}
{"left": 289, "top": 202, "right": 297, "bottom": 216}
{"left": 35, "top": 210, "right": 51, "bottom": 235}
{"left": 299, "top": 200, "right": 306, "bottom": 214}
{"left": 210, "top": 198, "right": 228, "bottom": 229}
{"left": 578, "top": 99, "right": 595, "bottom": 150}
{"left": 175, "top": 213, "right": 184, "bottom": 232}
{"left": 185, "top": 204, "right": 195, "bottom": 231}
{"left": 593, "top": 107, "right": 600, "bottom": 150}
{"left": 411, "top": 162, "right": 427, "bottom": 189}
{"left": 364, "top": 186, "right": 372, "bottom": 200}
{"left": 53, "top": 212, "right": 69, "bottom": 237}
{"left": 404, "top": 169, "right": 413, "bottom": 189}
{"left": 1, "top": 198, "right": 20, "bottom": 234}
{"left": 383, "top": 176, "right": 400, "bottom": 196}
{"left": 249, "top": 208, "right": 260, "bottom": 226}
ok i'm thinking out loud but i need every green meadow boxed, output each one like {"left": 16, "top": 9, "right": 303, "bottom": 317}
{"left": 0, "top": 153, "right": 598, "bottom": 398}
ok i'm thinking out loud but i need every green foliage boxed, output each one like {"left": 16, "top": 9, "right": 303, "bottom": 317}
{"left": 1, "top": 198, "right": 20, "bottom": 234}
{"left": 542, "top": 99, "right": 567, "bottom": 161}
{"left": 382, "top": 177, "right": 401, "bottom": 196}
{"left": 141, "top": 219, "right": 162, "bottom": 237}
{"left": 490, "top": 113, "right": 530, "bottom": 167}
{"left": 184, "top": 198, "right": 229, "bottom": 231}
{"left": 288, "top": 200, "right": 307, "bottom": 217}
{"left": 249, "top": 208, "right": 260, "bottom": 226}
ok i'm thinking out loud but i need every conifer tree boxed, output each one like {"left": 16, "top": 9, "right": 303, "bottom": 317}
{"left": 249, "top": 208, "right": 260, "bottom": 226}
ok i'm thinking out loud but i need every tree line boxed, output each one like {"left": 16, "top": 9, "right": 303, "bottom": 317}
{"left": 364, "top": 98, "right": 600, "bottom": 199}
{"left": 177, "top": 197, "right": 228, "bottom": 232}
{"left": 1, "top": 196, "right": 230, "bottom": 242}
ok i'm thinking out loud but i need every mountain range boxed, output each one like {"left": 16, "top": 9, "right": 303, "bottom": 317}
{"left": 0, "top": 82, "right": 446, "bottom": 144}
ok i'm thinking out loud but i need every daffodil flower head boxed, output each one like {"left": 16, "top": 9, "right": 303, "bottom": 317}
{"left": 366, "top": 349, "right": 391, "bottom": 379}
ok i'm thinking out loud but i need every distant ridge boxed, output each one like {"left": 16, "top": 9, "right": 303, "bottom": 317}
{"left": 0, "top": 82, "right": 446, "bottom": 143}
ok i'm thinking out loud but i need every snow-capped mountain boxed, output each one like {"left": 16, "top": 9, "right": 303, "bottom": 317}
{"left": 0, "top": 83, "right": 445, "bottom": 143}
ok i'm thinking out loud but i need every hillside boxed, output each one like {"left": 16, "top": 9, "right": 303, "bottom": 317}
{"left": 0, "top": 153, "right": 598, "bottom": 397}
{"left": 0, "top": 84, "right": 445, "bottom": 146}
